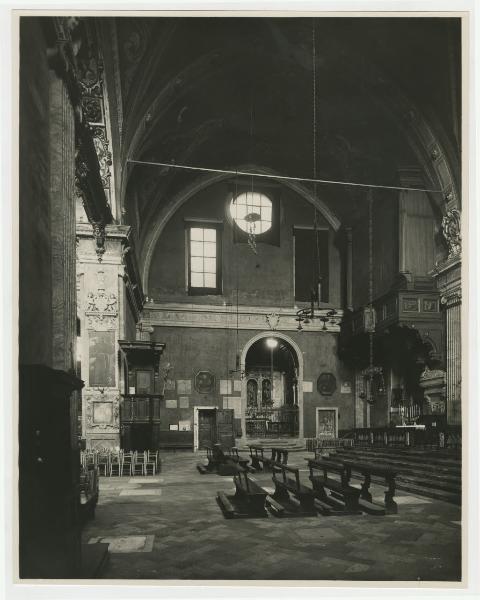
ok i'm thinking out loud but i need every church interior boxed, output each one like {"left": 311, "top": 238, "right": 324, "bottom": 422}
{"left": 17, "top": 14, "right": 465, "bottom": 583}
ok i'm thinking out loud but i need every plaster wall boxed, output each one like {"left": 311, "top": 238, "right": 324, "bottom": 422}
{"left": 148, "top": 182, "right": 342, "bottom": 307}
{"left": 152, "top": 325, "right": 355, "bottom": 438}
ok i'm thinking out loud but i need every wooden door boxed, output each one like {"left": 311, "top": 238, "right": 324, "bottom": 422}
{"left": 216, "top": 409, "right": 235, "bottom": 449}
{"left": 198, "top": 409, "right": 216, "bottom": 449}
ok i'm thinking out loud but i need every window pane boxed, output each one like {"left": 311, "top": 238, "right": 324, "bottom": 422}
{"left": 203, "top": 257, "right": 216, "bottom": 273}
{"left": 190, "top": 241, "right": 204, "bottom": 256}
{"left": 204, "top": 242, "right": 216, "bottom": 257}
{"left": 203, "top": 228, "right": 216, "bottom": 242}
{"left": 261, "top": 204, "right": 272, "bottom": 222}
{"left": 190, "top": 256, "right": 203, "bottom": 272}
{"left": 190, "top": 272, "right": 204, "bottom": 287}
{"left": 190, "top": 228, "right": 204, "bottom": 241}
{"left": 230, "top": 192, "right": 272, "bottom": 234}
{"left": 204, "top": 273, "right": 216, "bottom": 288}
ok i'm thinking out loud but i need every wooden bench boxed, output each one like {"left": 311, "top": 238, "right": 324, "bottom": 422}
{"left": 197, "top": 443, "right": 240, "bottom": 476}
{"left": 79, "top": 465, "right": 99, "bottom": 523}
{"left": 307, "top": 459, "right": 361, "bottom": 515}
{"left": 248, "top": 445, "right": 288, "bottom": 472}
{"left": 227, "top": 447, "right": 250, "bottom": 470}
{"left": 217, "top": 468, "right": 269, "bottom": 518}
{"left": 268, "top": 462, "right": 316, "bottom": 516}
{"left": 343, "top": 460, "right": 398, "bottom": 514}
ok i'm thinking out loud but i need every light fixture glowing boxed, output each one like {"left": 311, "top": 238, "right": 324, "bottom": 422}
{"left": 266, "top": 338, "right": 278, "bottom": 349}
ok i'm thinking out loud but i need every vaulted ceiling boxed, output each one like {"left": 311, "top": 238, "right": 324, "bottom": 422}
{"left": 101, "top": 16, "right": 461, "bottom": 255}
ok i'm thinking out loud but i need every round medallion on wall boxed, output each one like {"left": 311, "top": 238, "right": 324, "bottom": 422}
{"left": 194, "top": 370, "right": 216, "bottom": 394}
{"left": 317, "top": 372, "right": 337, "bottom": 396}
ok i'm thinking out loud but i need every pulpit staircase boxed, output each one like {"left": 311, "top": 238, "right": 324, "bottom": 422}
{"left": 322, "top": 446, "right": 461, "bottom": 505}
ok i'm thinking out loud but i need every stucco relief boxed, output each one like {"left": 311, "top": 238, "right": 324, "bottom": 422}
{"left": 85, "top": 289, "right": 118, "bottom": 329}
{"left": 85, "top": 394, "right": 120, "bottom": 431}
{"left": 441, "top": 208, "right": 461, "bottom": 258}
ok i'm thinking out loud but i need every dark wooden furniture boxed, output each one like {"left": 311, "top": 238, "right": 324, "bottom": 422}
{"left": 307, "top": 459, "right": 362, "bottom": 515}
{"left": 343, "top": 460, "right": 398, "bottom": 514}
{"left": 158, "top": 430, "right": 193, "bottom": 451}
{"left": 227, "top": 447, "right": 250, "bottom": 470}
{"left": 216, "top": 468, "right": 269, "bottom": 519}
{"left": 197, "top": 443, "right": 240, "bottom": 475}
{"left": 248, "top": 445, "right": 288, "bottom": 471}
{"left": 267, "top": 463, "right": 317, "bottom": 516}
{"left": 233, "top": 470, "right": 268, "bottom": 514}
{"left": 79, "top": 465, "right": 99, "bottom": 523}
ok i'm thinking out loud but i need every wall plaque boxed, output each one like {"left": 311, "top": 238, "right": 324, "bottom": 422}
{"left": 93, "top": 402, "right": 113, "bottom": 424}
{"left": 166, "top": 399, "right": 177, "bottom": 409}
{"left": 403, "top": 298, "right": 419, "bottom": 312}
{"left": 194, "top": 370, "right": 215, "bottom": 394}
{"left": 303, "top": 381, "right": 313, "bottom": 393}
{"left": 317, "top": 373, "right": 337, "bottom": 396}
{"left": 423, "top": 298, "right": 438, "bottom": 312}
{"left": 179, "top": 396, "right": 189, "bottom": 408}
{"left": 220, "top": 379, "right": 232, "bottom": 395}
{"left": 177, "top": 379, "right": 191, "bottom": 394}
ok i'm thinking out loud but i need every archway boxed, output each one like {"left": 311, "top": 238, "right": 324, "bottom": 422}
{"left": 240, "top": 332, "right": 304, "bottom": 440}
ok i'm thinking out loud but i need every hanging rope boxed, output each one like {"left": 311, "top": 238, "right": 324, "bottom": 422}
{"left": 368, "top": 190, "right": 374, "bottom": 401}
{"left": 312, "top": 19, "right": 322, "bottom": 305}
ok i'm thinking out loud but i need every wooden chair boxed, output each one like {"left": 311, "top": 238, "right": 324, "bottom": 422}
{"left": 96, "top": 452, "right": 110, "bottom": 477}
{"left": 109, "top": 453, "right": 122, "bottom": 477}
{"left": 131, "top": 451, "right": 146, "bottom": 476}
{"left": 121, "top": 451, "right": 134, "bottom": 476}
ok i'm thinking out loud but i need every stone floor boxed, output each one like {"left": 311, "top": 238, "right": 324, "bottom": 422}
{"left": 82, "top": 451, "right": 462, "bottom": 582}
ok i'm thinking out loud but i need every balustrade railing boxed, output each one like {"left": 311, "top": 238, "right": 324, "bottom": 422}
{"left": 346, "top": 426, "right": 461, "bottom": 450}
{"left": 120, "top": 394, "right": 162, "bottom": 423}
{"left": 246, "top": 406, "right": 299, "bottom": 438}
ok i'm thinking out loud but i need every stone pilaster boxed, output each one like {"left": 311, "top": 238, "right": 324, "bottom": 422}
{"left": 49, "top": 73, "right": 76, "bottom": 372}
{"left": 432, "top": 206, "right": 462, "bottom": 425}
{"left": 76, "top": 223, "right": 142, "bottom": 449}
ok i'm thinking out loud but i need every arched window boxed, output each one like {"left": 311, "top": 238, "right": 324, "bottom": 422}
{"left": 230, "top": 192, "right": 272, "bottom": 235}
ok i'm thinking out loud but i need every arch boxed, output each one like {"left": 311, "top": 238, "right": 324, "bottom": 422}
{"left": 140, "top": 164, "right": 342, "bottom": 294}
{"left": 239, "top": 331, "right": 305, "bottom": 440}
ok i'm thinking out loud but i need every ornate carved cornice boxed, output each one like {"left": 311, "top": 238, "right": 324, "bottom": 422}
{"left": 140, "top": 303, "right": 344, "bottom": 333}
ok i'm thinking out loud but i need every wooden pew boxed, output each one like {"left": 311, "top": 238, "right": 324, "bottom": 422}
{"left": 227, "top": 447, "right": 250, "bottom": 470}
{"left": 307, "top": 459, "right": 362, "bottom": 515}
{"left": 217, "top": 468, "right": 269, "bottom": 518}
{"left": 267, "top": 462, "right": 317, "bottom": 516}
{"left": 197, "top": 443, "right": 240, "bottom": 476}
{"left": 343, "top": 460, "right": 398, "bottom": 514}
{"left": 248, "top": 445, "right": 288, "bottom": 472}
{"left": 79, "top": 465, "right": 99, "bottom": 523}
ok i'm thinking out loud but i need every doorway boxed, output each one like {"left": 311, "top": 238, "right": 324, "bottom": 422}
{"left": 242, "top": 334, "right": 300, "bottom": 438}
{"left": 197, "top": 408, "right": 216, "bottom": 450}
